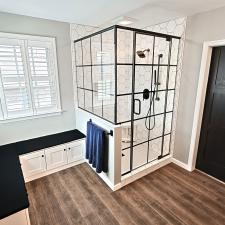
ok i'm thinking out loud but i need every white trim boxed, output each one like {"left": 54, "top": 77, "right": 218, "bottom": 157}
{"left": 171, "top": 158, "right": 191, "bottom": 171}
{"left": 0, "top": 32, "right": 62, "bottom": 122}
{"left": 85, "top": 160, "right": 116, "bottom": 190}
{"left": 23, "top": 159, "right": 85, "bottom": 183}
{"left": 0, "top": 110, "right": 64, "bottom": 124}
{"left": 188, "top": 39, "right": 225, "bottom": 171}
{"left": 196, "top": 169, "right": 225, "bottom": 186}
{"left": 114, "top": 155, "right": 172, "bottom": 191}
{"left": 0, "top": 32, "right": 57, "bottom": 42}
{"left": 86, "top": 155, "right": 172, "bottom": 191}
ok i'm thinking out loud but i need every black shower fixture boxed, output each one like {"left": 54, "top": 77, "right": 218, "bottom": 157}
{"left": 143, "top": 89, "right": 150, "bottom": 100}
{"left": 136, "top": 48, "right": 150, "bottom": 58}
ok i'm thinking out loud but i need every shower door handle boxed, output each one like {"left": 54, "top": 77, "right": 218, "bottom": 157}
{"left": 134, "top": 99, "right": 141, "bottom": 115}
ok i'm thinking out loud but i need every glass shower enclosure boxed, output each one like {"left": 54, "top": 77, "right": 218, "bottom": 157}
{"left": 74, "top": 25, "right": 180, "bottom": 175}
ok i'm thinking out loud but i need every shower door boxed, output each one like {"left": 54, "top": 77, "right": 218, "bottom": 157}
{"left": 129, "top": 32, "right": 173, "bottom": 172}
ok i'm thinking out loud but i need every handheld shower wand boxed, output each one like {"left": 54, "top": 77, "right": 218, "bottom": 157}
{"left": 155, "top": 54, "right": 163, "bottom": 101}
{"left": 144, "top": 54, "right": 163, "bottom": 130}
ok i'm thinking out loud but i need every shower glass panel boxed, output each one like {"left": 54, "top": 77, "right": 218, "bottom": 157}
{"left": 74, "top": 25, "right": 180, "bottom": 175}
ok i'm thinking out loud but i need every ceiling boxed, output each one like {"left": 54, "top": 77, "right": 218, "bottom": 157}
{"left": 0, "top": 0, "right": 225, "bottom": 26}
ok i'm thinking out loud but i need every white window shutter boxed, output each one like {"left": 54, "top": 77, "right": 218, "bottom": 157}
{"left": 27, "top": 40, "right": 60, "bottom": 114}
{"left": 0, "top": 38, "right": 33, "bottom": 119}
{"left": 0, "top": 33, "right": 61, "bottom": 121}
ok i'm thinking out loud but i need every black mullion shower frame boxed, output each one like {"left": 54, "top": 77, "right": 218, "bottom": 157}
{"left": 74, "top": 25, "right": 181, "bottom": 174}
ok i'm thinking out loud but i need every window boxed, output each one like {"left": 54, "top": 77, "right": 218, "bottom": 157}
{"left": 0, "top": 33, "right": 61, "bottom": 121}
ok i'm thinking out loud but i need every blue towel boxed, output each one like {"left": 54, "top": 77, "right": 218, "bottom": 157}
{"left": 85, "top": 120, "right": 108, "bottom": 173}
{"left": 85, "top": 120, "right": 93, "bottom": 160}
{"left": 95, "top": 127, "right": 105, "bottom": 173}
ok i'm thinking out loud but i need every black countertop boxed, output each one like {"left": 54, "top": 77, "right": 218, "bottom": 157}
{"left": 0, "top": 129, "right": 85, "bottom": 220}
{"left": 0, "top": 129, "right": 86, "bottom": 156}
{"left": 0, "top": 148, "right": 29, "bottom": 219}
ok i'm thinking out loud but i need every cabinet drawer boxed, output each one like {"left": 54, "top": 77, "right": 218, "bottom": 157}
{"left": 20, "top": 150, "right": 46, "bottom": 178}
{"left": 66, "top": 140, "right": 84, "bottom": 163}
{"left": 45, "top": 144, "right": 67, "bottom": 170}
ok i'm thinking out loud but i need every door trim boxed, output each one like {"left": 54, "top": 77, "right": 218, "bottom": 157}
{"left": 188, "top": 39, "right": 225, "bottom": 171}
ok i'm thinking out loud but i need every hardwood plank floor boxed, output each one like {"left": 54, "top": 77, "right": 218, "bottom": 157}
{"left": 26, "top": 163, "right": 225, "bottom": 225}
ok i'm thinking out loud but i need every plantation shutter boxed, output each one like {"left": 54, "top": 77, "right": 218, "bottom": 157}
{"left": 27, "top": 40, "right": 60, "bottom": 114}
{"left": 0, "top": 38, "right": 32, "bottom": 119}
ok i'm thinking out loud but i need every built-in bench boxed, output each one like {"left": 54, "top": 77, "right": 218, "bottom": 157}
{"left": 0, "top": 129, "right": 85, "bottom": 223}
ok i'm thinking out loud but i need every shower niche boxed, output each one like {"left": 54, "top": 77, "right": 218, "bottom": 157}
{"left": 74, "top": 25, "right": 180, "bottom": 175}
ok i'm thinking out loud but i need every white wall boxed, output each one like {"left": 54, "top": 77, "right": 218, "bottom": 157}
{"left": 0, "top": 12, "right": 75, "bottom": 145}
{"left": 174, "top": 6, "right": 225, "bottom": 164}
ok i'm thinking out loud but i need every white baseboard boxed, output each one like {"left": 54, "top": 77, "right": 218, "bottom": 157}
{"left": 85, "top": 161, "right": 115, "bottom": 191}
{"left": 115, "top": 156, "right": 172, "bottom": 190}
{"left": 24, "top": 159, "right": 85, "bottom": 182}
{"left": 85, "top": 157, "right": 173, "bottom": 191}
{"left": 196, "top": 169, "right": 225, "bottom": 186}
{"left": 171, "top": 158, "right": 192, "bottom": 171}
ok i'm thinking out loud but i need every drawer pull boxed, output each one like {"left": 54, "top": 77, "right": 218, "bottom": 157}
{"left": 122, "top": 153, "right": 125, "bottom": 157}
{"left": 42, "top": 155, "right": 44, "bottom": 157}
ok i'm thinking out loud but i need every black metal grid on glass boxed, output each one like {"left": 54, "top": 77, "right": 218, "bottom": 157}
{"left": 74, "top": 25, "right": 180, "bottom": 175}
{"left": 75, "top": 26, "right": 115, "bottom": 124}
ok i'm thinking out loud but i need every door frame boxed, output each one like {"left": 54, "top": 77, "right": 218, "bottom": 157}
{"left": 188, "top": 39, "right": 225, "bottom": 171}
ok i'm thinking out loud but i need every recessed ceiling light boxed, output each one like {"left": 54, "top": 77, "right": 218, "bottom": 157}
{"left": 112, "top": 16, "right": 138, "bottom": 26}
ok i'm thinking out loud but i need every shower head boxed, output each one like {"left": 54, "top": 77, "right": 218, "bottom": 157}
{"left": 136, "top": 48, "right": 150, "bottom": 58}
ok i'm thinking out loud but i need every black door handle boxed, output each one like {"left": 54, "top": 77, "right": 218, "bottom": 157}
{"left": 134, "top": 99, "right": 141, "bottom": 115}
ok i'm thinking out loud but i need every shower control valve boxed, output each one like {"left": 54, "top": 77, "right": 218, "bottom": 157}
{"left": 143, "top": 89, "right": 150, "bottom": 100}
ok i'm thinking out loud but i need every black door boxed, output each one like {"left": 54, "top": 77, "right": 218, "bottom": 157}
{"left": 196, "top": 47, "right": 225, "bottom": 182}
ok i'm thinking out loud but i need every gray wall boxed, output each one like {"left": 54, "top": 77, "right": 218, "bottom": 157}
{"left": 174, "top": 6, "right": 225, "bottom": 163}
{"left": 0, "top": 12, "right": 75, "bottom": 145}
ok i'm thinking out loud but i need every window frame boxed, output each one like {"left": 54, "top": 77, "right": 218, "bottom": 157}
{"left": 0, "top": 32, "right": 62, "bottom": 122}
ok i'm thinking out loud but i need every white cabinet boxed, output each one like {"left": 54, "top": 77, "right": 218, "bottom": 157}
{"left": 20, "top": 139, "right": 85, "bottom": 181}
{"left": 67, "top": 141, "right": 84, "bottom": 163}
{"left": 45, "top": 145, "right": 67, "bottom": 170}
{"left": 20, "top": 150, "right": 46, "bottom": 178}
{"left": 121, "top": 149, "right": 130, "bottom": 174}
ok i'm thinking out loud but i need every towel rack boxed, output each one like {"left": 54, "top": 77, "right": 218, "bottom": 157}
{"left": 106, "top": 130, "right": 113, "bottom": 136}
{"left": 89, "top": 119, "right": 113, "bottom": 137}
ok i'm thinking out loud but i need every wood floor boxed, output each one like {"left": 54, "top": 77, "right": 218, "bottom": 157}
{"left": 26, "top": 163, "right": 225, "bottom": 225}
